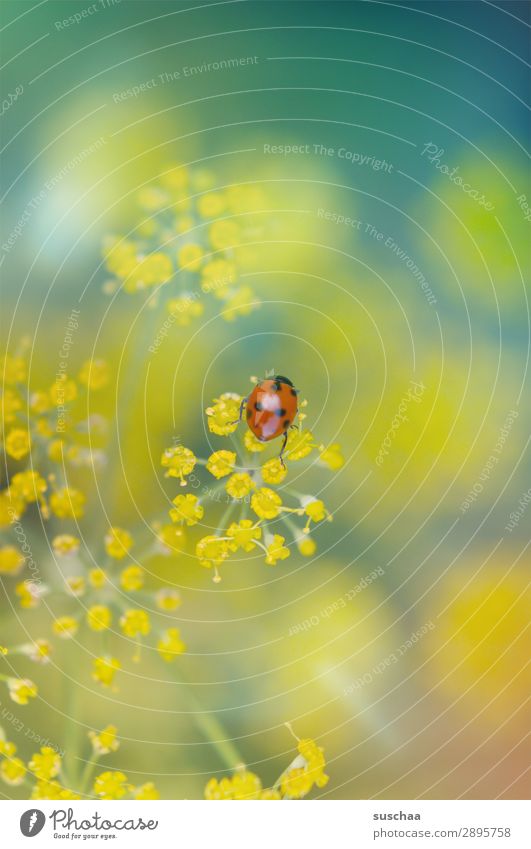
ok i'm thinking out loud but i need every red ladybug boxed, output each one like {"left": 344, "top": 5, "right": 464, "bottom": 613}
{"left": 233, "top": 375, "right": 299, "bottom": 465}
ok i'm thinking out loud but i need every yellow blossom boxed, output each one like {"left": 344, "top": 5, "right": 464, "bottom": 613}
{"left": 205, "top": 393, "right": 241, "bottom": 436}
{"left": 78, "top": 359, "right": 109, "bottom": 390}
{"left": 225, "top": 472, "right": 254, "bottom": 500}
{"left": 52, "top": 616, "right": 79, "bottom": 639}
{"left": 105, "top": 526, "right": 133, "bottom": 559}
{"left": 1, "top": 757, "right": 26, "bottom": 785}
{"left": 206, "top": 450, "right": 236, "bottom": 479}
{"left": 87, "top": 605, "right": 112, "bottom": 631}
{"left": 120, "top": 565, "right": 144, "bottom": 591}
{"left": 47, "top": 439, "right": 65, "bottom": 462}
{"left": 265, "top": 535, "right": 290, "bottom": 566}
{"left": 297, "top": 537, "right": 316, "bottom": 557}
{"left": 157, "top": 523, "right": 186, "bottom": 552}
{"left": 66, "top": 576, "right": 86, "bottom": 596}
{"left": 201, "top": 259, "right": 236, "bottom": 294}
{"left": 31, "top": 779, "right": 80, "bottom": 800}
{"left": 303, "top": 499, "right": 332, "bottom": 532}
{"left": 155, "top": 588, "right": 181, "bottom": 610}
{"left": 226, "top": 520, "right": 262, "bottom": 552}
{"left": 2, "top": 388, "right": 22, "bottom": 424}
{"left": 28, "top": 746, "right": 61, "bottom": 780}
{"left": 26, "top": 639, "right": 52, "bottom": 664}
{"left": 134, "top": 782, "right": 160, "bottom": 799}
{"left": 222, "top": 286, "right": 258, "bottom": 321}
{"left": 5, "top": 428, "right": 30, "bottom": 460}
{"left": 169, "top": 493, "right": 204, "bottom": 525}
{"left": 92, "top": 656, "right": 121, "bottom": 687}
{"left": 52, "top": 534, "right": 80, "bottom": 556}
{"left": 260, "top": 788, "right": 281, "bottom": 799}
{"left": 280, "top": 767, "right": 314, "bottom": 799}
{"left": 298, "top": 738, "right": 329, "bottom": 789}
{"left": 243, "top": 429, "right": 267, "bottom": 452}
{"left": 120, "top": 609, "right": 150, "bottom": 638}
{"left": 178, "top": 243, "right": 204, "bottom": 271}
{"left": 94, "top": 770, "right": 131, "bottom": 800}
{"left": 261, "top": 457, "right": 287, "bottom": 484}
{"left": 0, "top": 545, "right": 24, "bottom": 575}
{"left": 251, "top": 487, "right": 282, "bottom": 519}
{"left": 50, "top": 487, "right": 85, "bottom": 519}
{"left": 1, "top": 354, "right": 26, "bottom": 385}
{"left": 167, "top": 295, "right": 204, "bottom": 326}
{"left": 0, "top": 740, "right": 16, "bottom": 757}
{"left": 16, "top": 580, "right": 42, "bottom": 608}
{"left": 196, "top": 535, "right": 230, "bottom": 569}
{"left": 204, "top": 776, "right": 234, "bottom": 800}
{"left": 10, "top": 471, "right": 47, "bottom": 505}
{"left": 197, "top": 192, "right": 225, "bottom": 218}
{"left": 89, "top": 725, "right": 119, "bottom": 755}
{"left": 319, "top": 443, "right": 345, "bottom": 470}
{"left": 7, "top": 677, "right": 38, "bottom": 705}
{"left": 49, "top": 377, "right": 77, "bottom": 405}
{"left": 89, "top": 567, "right": 107, "bottom": 588}
{"left": 161, "top": 445, "right": 197, "bottom": 484}
{"left": 157, "top": 627, "right": 186, "bottom": 661}
{"left": 231, "top": 769, "right": 263, "bottom": 800}
{"left": 286, "top": 428, "right": 318, "bottom": 460}
{"left": 0, "top": 489, "right": 25, "bottom": 527}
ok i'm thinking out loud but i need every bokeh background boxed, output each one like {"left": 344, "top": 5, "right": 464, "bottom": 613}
{"left": 1, "top": 0, "right": 529, "bottom": 800}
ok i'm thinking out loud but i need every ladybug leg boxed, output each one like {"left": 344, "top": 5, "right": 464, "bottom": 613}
{"left": 229, "top": 397, "right": 247, "bottom": 426}
{"left": 279, "top": 430, "right": 289, "bottom": 469}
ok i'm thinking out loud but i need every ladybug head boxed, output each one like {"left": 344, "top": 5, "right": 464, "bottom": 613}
{"left": 273, "top": 375, "right": 294, "bottom": 387}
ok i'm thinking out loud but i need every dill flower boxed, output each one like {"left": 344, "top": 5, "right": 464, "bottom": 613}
{"left": 243, "top": 429, "right": 267, "bottom": 453}
{"left": 120, "top": 565, "right": 144, "bottom": 591}
{"left": 297, "top": 536, "right": 316, "bottom": 557}
{"left": 227, "top": 520, "right": 262, "bottom": 552}
{"left": 0, "top": 740, "right": 16, "bottom": 756}
{"left": 156, "top": 523, "right": 186, "bottom": 552}
{"left": 1, "top": 354, "right": 26, "bottom": 385}
{"left": 280, "top": 767, "right": 314, "bottom": 799}
{"left": 197, "top": 192, "right": 225, "bottom": 218}
{"left": 209, "top": 219, "right": 240, "bottom": 251}
{"left": 50, "top": 487, "right": 86, "bottom": 519}
{"left": 251, "top": 487, "right": 282, "bottom": 520}
{"left": 302, "top": 499, "right": 333, "bottom": 532}
{"left": 31, "top": 780, "right": 80, "bottom": 800}
{"left": 177, "top": 243, "right": 203, "bottom": 271}
{"left": 89, "top": 567, "right": 107, "bottom": 588}
{"left": 52, "top": 534, "right": 80, "bottom": 556}
{"left": 196, "top": 535, "right": 230, "bottom": 569}
{"left": 167, "top": 294, "right": 204, "bottom": 326}
{"left": 26, "top": 639, "right": 52, "bottom": 664}
{"left": 10, "top": 470, "right": 47, "bottom": 504}
{"left": 16, "top": 580, "right": 42, "bottom": 608}
{"left": 169, "top": 493, "right": 204, "bottom": 525}
{"left": 206, "top": 450, "right": 236, "bottom": 479}
{"left": 104, "top": 526, "right": 133, "bottom": 559}
{"left": 7, "top": 677, "right": 38, "bottom": 705}
{"left": 261, "top": 457, "right": 287, "bottom": 484}
{"left": 66, "top": 576, "right": 86, "bottom": 596}
{"left": 231, "top": 770, "right": 262, "bottom": 800}
{"left": 92, "top": 656, "right": 121, "bottom": 687}
{"left": 78, "top": 358, "right": 109, "bottom": 390}
{"left": 119, "top": 609, "right": 150, "bottom": 638}
{"left": 319, "top": 443, "right": 345, "bottom": 470}
{"left": 133, "top": 782, "right": 160, "bottom": 800}
{"left": 89, "top": 725, "right": 119, "bottom": 755}
{"left": 205, "top": 393, "right": 241, "bottom": 436}
{"left": 264, "top": 535, "right": 290, "bottom": 566}
{"left": 28, "top": 746, "right": 61, "bottom": 781}
{"left": 155, "top": 587, "right": 181, "bottom": 610}
{"left": 285, "top": 428, "right": 319, "bottom": 460}
{"left": 225, "top": 472, "right": 254, "bottom": 499}
{"left": 1, "top": 757, "right": 26, "bottom": 785}
{"left": 5, "top": 428, "right": 31, "bottom": 461}
{"left": 161, "top": 445, "right": 197, "bottom": 485}
{"left": 0, "top": 546, "right": 24, "bottom": 575}
{"left": 52, "top": 616, "right": 79, "bottom": 638}
{"left": 2, "top": 388, "right": 22, "bottom": 424}
{"left": 49, "top": 377, "right": 77, "bottom": 406}
{"left": 157, "top": 627, "right": 186, "bottom": 661}
{"left": 204, "top": 776, "right": 234, "bottom": 800}
{"left": 87, "top": 605, "right": 112, "bottom": 631}
{"left": 93, "top": 770, "right": 131, "bottom": 800}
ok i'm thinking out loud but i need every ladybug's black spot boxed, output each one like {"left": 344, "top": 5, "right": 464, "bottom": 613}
{"left": 274, "top": 375, "right": 294, "bottom": 387}
{"left": 272, "top": 382, "right": 281, "bottom": 392}
{"left": 283, "top": 419, "right": 290, "bottom": 429}
{"left": 246, "top": 409, "right": 251, "bottom": 419}
{"left": 255, "top": 401, "right": 263, "bottom": 411}
{"left": 291, "top": 388, "right": 297, "bottom": 396}
{"left": 276, "top": 408, "right": 287, "bottom": 418}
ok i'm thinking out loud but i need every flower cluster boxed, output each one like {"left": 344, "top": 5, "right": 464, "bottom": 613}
{"left": 204, "top": 729, "right": 329, "bottom": 800}
{"left": 162, "top": 384, "right": 343, "bottom": 582}
{"left": 102, "top": 165, "right": 267, "bottom": 325}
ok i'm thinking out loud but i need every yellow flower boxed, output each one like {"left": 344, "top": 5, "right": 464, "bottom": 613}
{"left": 178, "top": 243, "right": 204, "bottom": 271}
{"left": 167, "top": 295, "right": 204, "bottom": 326}
{"left": 170, "top": 493, "right": 204, "bottom": 525}
{"left": 105, "top": 526, "right": 133, "bottom": 559}
{"left": 265, "top": 535, "right": 290, "bottom": 566}
{"left": 66, "top": 576, "right": 86, "bottom": 596}
{"left": 52, "top": 616, "right": 78, "bottom": 639}
{"left": 222, "top": 286, "right": 258, "bottom": 321}
{"left": 49, "top": 377, "right": 77, "bottom": 405}
{"left": 133, "top": 782, "right": 160, "bottom": 800}
{"left": 92, "top": 657, "right": 121, "bottom": 687}
{"left": 286, "top": 428, "right": 318, "bottom": 460}
{"left": 206, "top": 450, "right": 236, "bottom": 479}
{"left": 280, "top": 767, "right": 314, "bottom": 799}
{"left": 298, "top": 738, "right": 329, "bottom": 789}
{"left": 103, "top": 237, "right": 138, "bottom": 278}
{"left": 319, "top": 443, "right": 345, "bottom": 470}
{"left": 0, "top": 757, "right": 26, "bottom": 785}
{"left": 196, "top": 535, "right": 230, "bottom": 569}
{"left": 303, "top": 499, "right": 332, "bottom": 531}
{"left": 50, "top": 487, "right": 85, "bottom": 519}
{"left": 157, "top": 627, "right": 186, "bottom": 661}
{"left": 89, "top": 567, "right": 107, "bottom": 588}
{"left": 225, "top": 472, "right": 254, "bottom": 500}
{"left": 52, "top": 534, "right": 80, "bottom": 556}
{"left": 31, "top": 779, "right": 80, "bottom": 800}
{"left": 5, "top": 428, "right": 30, "bottom": 460}
{"left": 251, "top": 487, "right": 282, "bottom": 519}
{"left": 120, "top": 565, "right": 144, "bottom": 591}
{"left": 201, "top": 259, "right": 236, "bottom": 295}
{"left": 87, "top": 605, "right": 112, "bottom": 632}
{"left": 94, "top": 770, "right": 131, "bottom": 800}
{"left": 47, "top": 439, "right": 65, "bottom": 462}
{"left": 260, "top": 788, "right": 281, "bottom": 799}
{"left": 78, "top": 359, "right": 109, "bottom": 390}
{"left": 28, "top": 746, "right": 61, "bottom": 781}
{"left": 0, "top": 545, "right": 24, "bottom": 575}
{"left": 243, "top": 429, "right": 267, "bottom": 452}
{"left": 205, "top": 393, "right": 241, "bottom": 436}
{"left": 227, "top": 520, "right": 262, "bottom": 552}
{"left": 157, "top": 523, "right": 186, "bottom": 552}
{"left": 197, "top": 192, "right": 225, "bottom": 218}
{"left": 89, "top": 725, "right": 119, "bottom": 755}
{"left": 161, "top": 445, "right": 197, "bottom": 484}
{"left": 261, "top": 457, "right": 287, "bottom": 484}
{"left": 231, "top": 770, "right": 263, "bottom": 800}
{"left": 155, "top": 588, "right": 181, "bottom": 610}
{"left": 10, "top": 472, "right": 47, "bottom": 507}
{"left": 0, "top": 489, "right": 25, "bottom": 527}
{"left": 120, "top": 609, "right": 150, "bottom": 638}
{"left": 26, "top": 639, "right": 52, "bottom": 664}
{"left": 16, "top": 581, "right": 42, "bottom": 608}
{"left": 2, "top": 388, "right": 22, "bottom": 424}
{"left": 7, "top": 677, "right": 38, "bottom": 705}
{"left": 1, "top": 354, "right": 26, "bottom": 385}
{"left": 204, "top": 776, "right": 234, "bottom": 800}
{"left": 209, "top": 219, "right": 240, "bottom": 250}
{"left": 297, "top": 536, "right": 316, "bottom": 557}
{"left": 0, "top": 740, "right": 16, "bottom": 757}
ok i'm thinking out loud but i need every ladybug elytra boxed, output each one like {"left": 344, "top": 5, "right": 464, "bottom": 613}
{"left": 233, "top": 375, "right": 299, "bottom": 466}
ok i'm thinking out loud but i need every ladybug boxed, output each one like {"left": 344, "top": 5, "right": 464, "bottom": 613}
{"left": 233, "top": 375, "right": 299, "bottom": 465}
